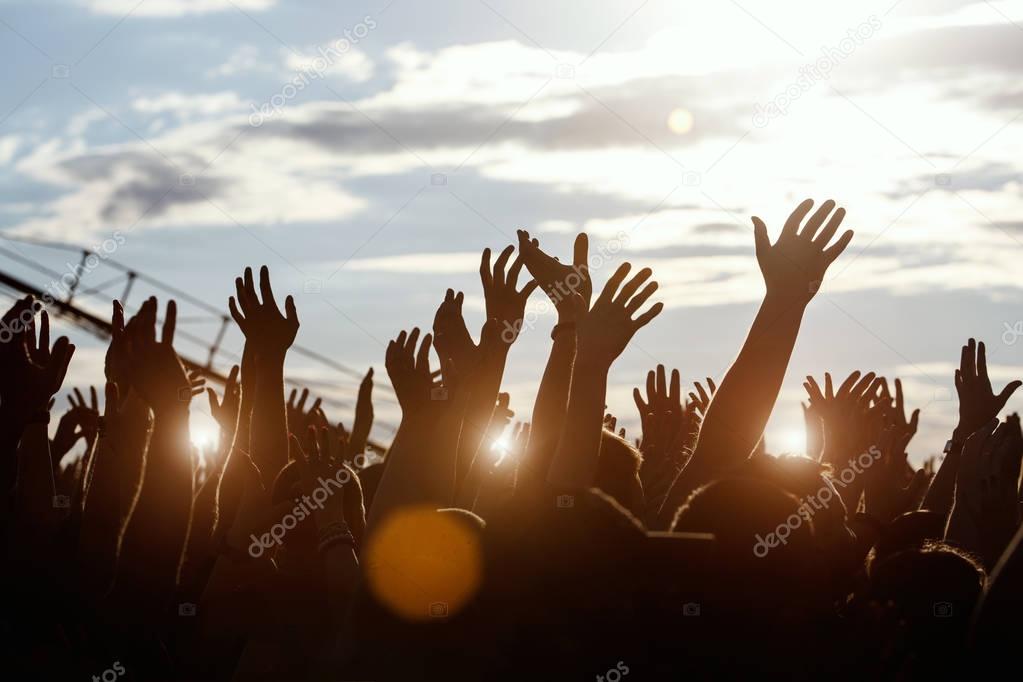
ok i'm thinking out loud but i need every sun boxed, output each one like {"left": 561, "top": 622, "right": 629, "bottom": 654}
{"left": 667, "top": 108, "right": 694, "bottom": 135}
{"left": 775, "top": 426, "right": 806, "bottom": 456}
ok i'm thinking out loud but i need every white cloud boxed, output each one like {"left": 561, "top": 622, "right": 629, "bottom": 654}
{"left": 82, "top": 0, "right": 275, "bottom": 17}
{"left": 205, "top": 45, "right": 272, "bottom": 79}
{"left": 344, "top": 252, "right": 481, "bottom": 274}
{"left": 132, "top": 92, "right": 246, "bottom": 117}
{"left": 0, "top": 136, "right": 20, "bottom": 165}
{"left": 285, "top": 47, "right": 374, "bottom": 83}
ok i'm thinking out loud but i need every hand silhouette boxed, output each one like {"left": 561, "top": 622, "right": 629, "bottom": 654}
{"left": 125, "top": 298, "right": 197, "bottom": 413}
{"left": 207, "top": 365, "right": 241, "bottom": 432}
{"left": 687, "top": 378, "right": 717, "bottom": 418}
{"left": 954, "top": 338, "right": 1021, "bottom": 442}
{"left": 229, "top": 265, "right": 299, "bottom": 361}
{"left": 433, "top": 289, "right": 479, "bottom": 372}
{"left": 347, "top": 367, "right": 375, "bottom": 458}
{"left": 52, "top": 386, "right": 100, "bottom": 459}
{"left": 516, "top": 230, "right": 592, "bottom": 316}
{"left": 385, "top": 328, "right": 437, "bottom": 414}
{"left": 752, "top": 199, "right": 853, "bottom": 304}
{"left": 481, "top": 245, "right": 538, "bottom": 344}
{"left": 575, "top": 263, "right": 662, "bottom": 367}
{"left": 0, "top": 297, "right": 75, "bottom": 423}
{"left": 286, "top": 387, "right": 323, "bottom": 434}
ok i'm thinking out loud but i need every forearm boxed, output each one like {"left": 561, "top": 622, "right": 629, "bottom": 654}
{"left": 692, "top": 294, "right": 805, "bottom": 474}
{"left": 79, "top": 437, "right": 124, "bottom": 595}
{"left": 366, "top": 415, "right": 456, "bottom": 536}
{"left": 455, "top": 344, "right": 508, "bottom": 482}
{"left": 921, "top": 446, "right": 960, "bottom": 520}
{"left": 252, "top": 359, "right": 288, "bottom": 484}
{"left": 14, "top": 422, "right": 57, "bottom": 532}
{"left": 547, "top": 355, "right": 608, "bottom": 489}
{"left": 521, "top": 332, "right": 575, "bottom": 488}
{"left": 117, "top": 409, "right": 194, "bottom": 596}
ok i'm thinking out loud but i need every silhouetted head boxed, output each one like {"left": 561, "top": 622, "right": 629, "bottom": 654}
{"left": 594, "top": 430, "right": 644, "bottom": 517}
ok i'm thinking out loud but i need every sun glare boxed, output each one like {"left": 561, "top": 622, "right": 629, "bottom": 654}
{"left": 667, "top": 108, "right": 694, "bottom": 135}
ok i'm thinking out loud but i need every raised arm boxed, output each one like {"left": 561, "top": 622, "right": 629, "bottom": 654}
{"left": 229, "top": 265, "right": 299, "bottom": 487}
{"left": 687, "top": 199, "right": 853, "bottom": 482}
{"left": 922, "top": 338, "right": 1020, "bottom": 520}
{"left": 516, "top": 230, "right": 591, "bottom": 492}
{"left": 548, "top": 262, "right": 662, "bottom": 490}
{"left": 113, "top": 298, "right": 201, "bottom": 615}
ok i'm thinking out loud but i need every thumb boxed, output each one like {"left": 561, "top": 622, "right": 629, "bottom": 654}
{"left": 752, "top": 217, "right": 770, "bottom": 262}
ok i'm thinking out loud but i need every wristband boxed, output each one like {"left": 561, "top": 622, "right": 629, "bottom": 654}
{"left": 317, "top": 521, "right": 356, "bottom": 554}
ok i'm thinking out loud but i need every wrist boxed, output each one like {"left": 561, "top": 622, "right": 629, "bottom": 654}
{"left": 763, "top": 290, "right": 810, "bottom": 312}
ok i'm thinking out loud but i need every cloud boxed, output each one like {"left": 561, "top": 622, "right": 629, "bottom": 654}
{"left": 0, "top": 136, "right": 20, "bottom": 165}
{"left": 82, "top": 0, "right": 275, "bottom": 17}
{"left": 205, "top": 45, "right": 274, "bottom": 79}
{"left": 344, "top": 252, "right": 481, "bottom": 274}
{"left": 132, "top": 92, "right": 247, "bottom": 118}
{"left": 285, "top": 47, "right": 375, "bottom": 84}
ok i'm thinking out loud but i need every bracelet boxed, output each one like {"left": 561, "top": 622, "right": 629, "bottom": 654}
{"left": 317, "top": 521, "right": 355, "bottom": 554}
{"left": 551, "top": 322, "right": 576, "bottom": 340}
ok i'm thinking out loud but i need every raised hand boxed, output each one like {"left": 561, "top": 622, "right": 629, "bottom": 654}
{"left": 52, "top": 387, "right": 100, "bottom": 460}
{"left": 291, "top": 428, "right": 351, "bottom": 527}
{"left": 516, "top": 230, "right": 592, "bottom": 317}
{"left": 433, "top": 289, "right": 479, "bottom": 372}
{"left": 347, "top": 367, "right": 375, "bottom": 459}
{"left": 385, "top": 328, "right": 437, "bottom": 415}
{"left": 863, "top": 425, "right": 928, "bottom": 524}
{"left": 634, "top": 365, "right": 685, "bottom": 461}
{"left": 126, "top": 298, "right": 198, "bottom": 413}
{"left": 481, "top": 244, "right": 538, "bottom": 344}
{"left": 954, "top": 338, "right": 1021, "bottom": 442}
{"left": 286, "top": 387, "right": 322, "bottom": 435}
{"left": 752, "top": 199, "right": 853, "bottom": 304}
{"left": 229, "top": 265, "right": 299, "bottom": 361}
{"left": 0, "top": 298, "right": 75, "bottom": 424}
{"left": 804, "top": 370, "right": 878, "bottom": 462}
{"left": 207, "top": 365, "right": 241, "bottom": 432}
{"left": 947, "top": 417, "right": 1023, "bottom": 566}
{"left": 687, "top": 377, "right": 716, "bottom": 418}
{"left": 575, "top": 263, "right": 662, "bottom": 367}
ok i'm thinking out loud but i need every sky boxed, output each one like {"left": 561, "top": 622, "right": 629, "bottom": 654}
{"left": 1, "top": 0, "right": 1022, "bottom": 462}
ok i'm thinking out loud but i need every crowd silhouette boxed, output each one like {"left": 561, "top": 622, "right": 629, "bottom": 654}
{"left": 3, "top": 198, "right": 1023, "bottom": 680}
